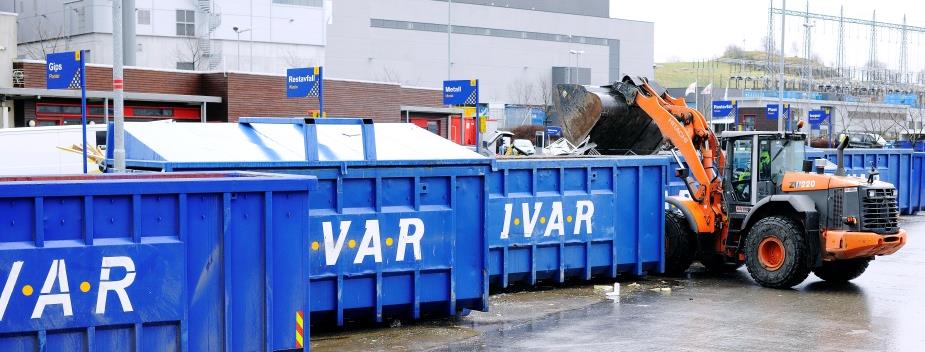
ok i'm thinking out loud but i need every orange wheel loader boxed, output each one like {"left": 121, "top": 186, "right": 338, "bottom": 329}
{"left": 555, "top": 76, "right": 906, "bottom": 288}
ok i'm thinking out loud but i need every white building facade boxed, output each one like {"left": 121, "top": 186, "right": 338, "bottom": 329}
{"left": 2, "top": 0, "right": 653, "bottom": 103}
{"left": 5, "top": 0, "right": 326, "bottom": 72}
{"left": 325, "top": 0, "right": 654, "bottom": 103}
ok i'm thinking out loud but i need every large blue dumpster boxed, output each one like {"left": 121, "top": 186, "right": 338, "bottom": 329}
{"left": 110, "top": 118, "right": 490, "bottom": 326}
{"left": 0, "top": 172, "right": 316, "bottom": 351}
{"left": 487, "top": 156, "right": 668, "bottom": 288}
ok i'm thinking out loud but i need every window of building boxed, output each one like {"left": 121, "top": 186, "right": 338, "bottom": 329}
{"left": 134, "top": 108, "right": 174, "bottom": 117}
{"left": 176, "top": 62, "right": 195, "bottom": 70}
{"left": 371, "top": 19, "right": 611, "bottom": 48}
{"left": 272, "top": 0, "right": 322, "bottom": 6}
{"left": 176, "top": 9, "right": 195, "bottom": 36}
{"left": 137, "top": 9, "right": 151, "bottom": 25}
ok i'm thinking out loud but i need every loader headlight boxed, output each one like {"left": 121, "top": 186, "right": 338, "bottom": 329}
{"left": 868, "top": 189, "right": 876, "bottom": 198}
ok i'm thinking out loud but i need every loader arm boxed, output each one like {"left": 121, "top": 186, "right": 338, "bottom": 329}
{"left": 630, "top": 80, "right": 726, "bottom": 234}
{"left": 556, "top": 76, "right": 726, "bottom": 235}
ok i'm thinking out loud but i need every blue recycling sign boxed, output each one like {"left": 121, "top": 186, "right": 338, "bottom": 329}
{"left": 443, "top": 80, "right": 479, "bottom": 105}
{"left": 286, "top": 67, "right": 321, "bottom": 98}
{"left": 766, "top": 103, "right": 791, "bottom": 120}
{"left": 545, "top": 126, "right": 562, "bottom": 137}
{"left": 712, "top": 100, "right": 736, "bottom": 118}
{"left": 46, "top": 51, "right": 83, "bottom": 89}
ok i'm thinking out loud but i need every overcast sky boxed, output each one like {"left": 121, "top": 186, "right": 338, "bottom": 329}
{"left": 610, "top": 0, "right": 925, "bottom": 70}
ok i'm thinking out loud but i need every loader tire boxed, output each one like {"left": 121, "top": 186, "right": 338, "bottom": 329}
{"left": 662, "top": 211, "right": 695, "bottom": 276}
{"left": 744, "top": 216, "right": 813, "bottom": 289}
{"left": 812, "top": 258, "right": 870, "bottom": 282}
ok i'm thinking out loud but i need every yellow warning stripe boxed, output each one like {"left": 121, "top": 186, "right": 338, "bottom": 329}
{"left": 295, "top": 310, "right": 305, "bottom": 348}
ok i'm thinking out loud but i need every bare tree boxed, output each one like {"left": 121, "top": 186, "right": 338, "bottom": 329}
{"left": 21, "top": 21, "right": 65, "bottom": 60}
{"left": 377, "top": 66, "right": 404, "bottom": 84}
{"left": 172, "top": 38, "right": 203, "bottom": 70}
{"left": 507, "top": 78, "right": 536, "bottom": 105}
{"left": 536, "top": 75, "right": 553, "bottom": 112}
{"left": 281, "top": 48, "right": 314, "bottom": 69}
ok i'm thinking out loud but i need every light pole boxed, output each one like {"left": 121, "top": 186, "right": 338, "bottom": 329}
{"left": 569, "top": 49, "right": 584, "bottom": 84}
{"left": 447, "top": 0, "right": 452, "bottom": 79}
{"left": 233, "top": 26, "right": 251, "bottom": 71}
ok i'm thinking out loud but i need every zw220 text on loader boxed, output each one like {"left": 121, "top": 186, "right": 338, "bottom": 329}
{"left": 556, "top": 77, "right": 907, "bottom": 288}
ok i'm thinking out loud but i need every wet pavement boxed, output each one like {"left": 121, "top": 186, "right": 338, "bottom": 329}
{"left": 311, "top": 215, "right": 925, "bottom": 352}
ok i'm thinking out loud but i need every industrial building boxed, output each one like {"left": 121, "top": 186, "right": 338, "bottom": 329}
{"left": 0, "top": 0, "right": 654, "bottom": 108}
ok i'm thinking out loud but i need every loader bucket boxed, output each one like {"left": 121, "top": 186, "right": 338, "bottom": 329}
{"left": 554, "top": 83, "right": 665, "bottom": 155}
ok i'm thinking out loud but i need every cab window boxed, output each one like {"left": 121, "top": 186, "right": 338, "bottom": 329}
{"left": 730, "top": 138, "right": 753, "bottom": 202}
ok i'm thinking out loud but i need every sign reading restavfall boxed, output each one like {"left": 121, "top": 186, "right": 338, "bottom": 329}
{"left": 286, "top": 67, "right": 321, "bottom": 98}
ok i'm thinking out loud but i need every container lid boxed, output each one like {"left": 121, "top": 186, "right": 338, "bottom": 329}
{"left": 120, "top": 120, "right": 486, "bottom": 163}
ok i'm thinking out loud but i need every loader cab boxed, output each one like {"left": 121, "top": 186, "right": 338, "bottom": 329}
{"left": 720, "top": 132, "right": 807, "bottom": 212}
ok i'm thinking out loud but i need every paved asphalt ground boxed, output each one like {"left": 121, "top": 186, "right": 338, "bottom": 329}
{"left": 312, "top": 215, "right": 924, "bottom": 352}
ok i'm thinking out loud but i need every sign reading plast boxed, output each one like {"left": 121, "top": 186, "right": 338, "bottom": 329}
{"left": 443, "top": 80, "right": 479, "bottom": 105}
{"left": 46, "top": 51, "right": 82, "bottom": 90}
{"left": 286, "top": 67, "right": 321, "bottom": 98}
{"left": 767, "top": 104, "right": 779, "bottom": 120}
{"left": 546, "top": 126, "right": 562, "bottom": 137}
{"left": 712, "top": 100, "right": 736, "bottom": 117}
{"left": 766, "top": 103, "right": 791, "bottom": 120}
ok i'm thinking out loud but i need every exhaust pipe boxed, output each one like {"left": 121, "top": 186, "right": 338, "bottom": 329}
{"left": 836, "top": 135, "right": 849, "bottom": 176}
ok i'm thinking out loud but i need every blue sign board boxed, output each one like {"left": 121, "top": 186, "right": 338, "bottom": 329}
{"left": 545, "top": 126, "right": 562, "bottom": 137}
{"left": 443, "top": 80, "right": 479, "bottom": 105}
{"left": 808, "top": 108, "right": 830, "bottom": 129}
{"left": 712, "top": 100, "right": 736, "bottom": 117}
{"left": 47, "top": 51, "right": 88, "bottom": 174}
{"left": 766, "top": 104, "right": 779, "bottom": 120}
{"left": 286, "top": 67, "right": 321, "bottom": 98}
{"left": 766, "top": 103, "right": 792, "bottom": 120}
{"left": 46, "top": 51, "right": 82, "bottom": 89}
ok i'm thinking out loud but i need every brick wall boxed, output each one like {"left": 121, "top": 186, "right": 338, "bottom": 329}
{"left": 16, "top": 61, "right": 201, "bottom": 95}
{"left": 220, "top": 73, "right": 442, "bottom": 123}
{"left": 13, "top": 61, "right": 444, "bottom": 123}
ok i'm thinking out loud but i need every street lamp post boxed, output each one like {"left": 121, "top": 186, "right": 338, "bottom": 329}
{"left": 569, "top": 49, "right": 584, "bottom": 84}
{"left": 233, "top": 26, "right": 251, "bottom": 71}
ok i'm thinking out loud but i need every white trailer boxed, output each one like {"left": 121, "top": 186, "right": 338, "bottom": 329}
{"left": 0, "top": 125, "right": 107, "bottom": 175}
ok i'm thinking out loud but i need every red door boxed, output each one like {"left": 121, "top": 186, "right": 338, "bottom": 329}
{"left": 463, "top": 118, "right": 476, "bottom": 145}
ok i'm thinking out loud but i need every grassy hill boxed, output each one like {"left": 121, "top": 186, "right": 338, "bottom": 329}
{"left": 654, "top": 50, "right": 816, "bottom": 89}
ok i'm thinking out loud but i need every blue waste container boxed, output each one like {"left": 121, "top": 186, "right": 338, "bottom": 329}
{"left": 110, "top": 118, "right": 489, "bottom": 326}
{"left": 486, "top": 156, "right": 669, "bottom": 287}
{"left": 0, "top": 172, "right": 316, "bottom": 351}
